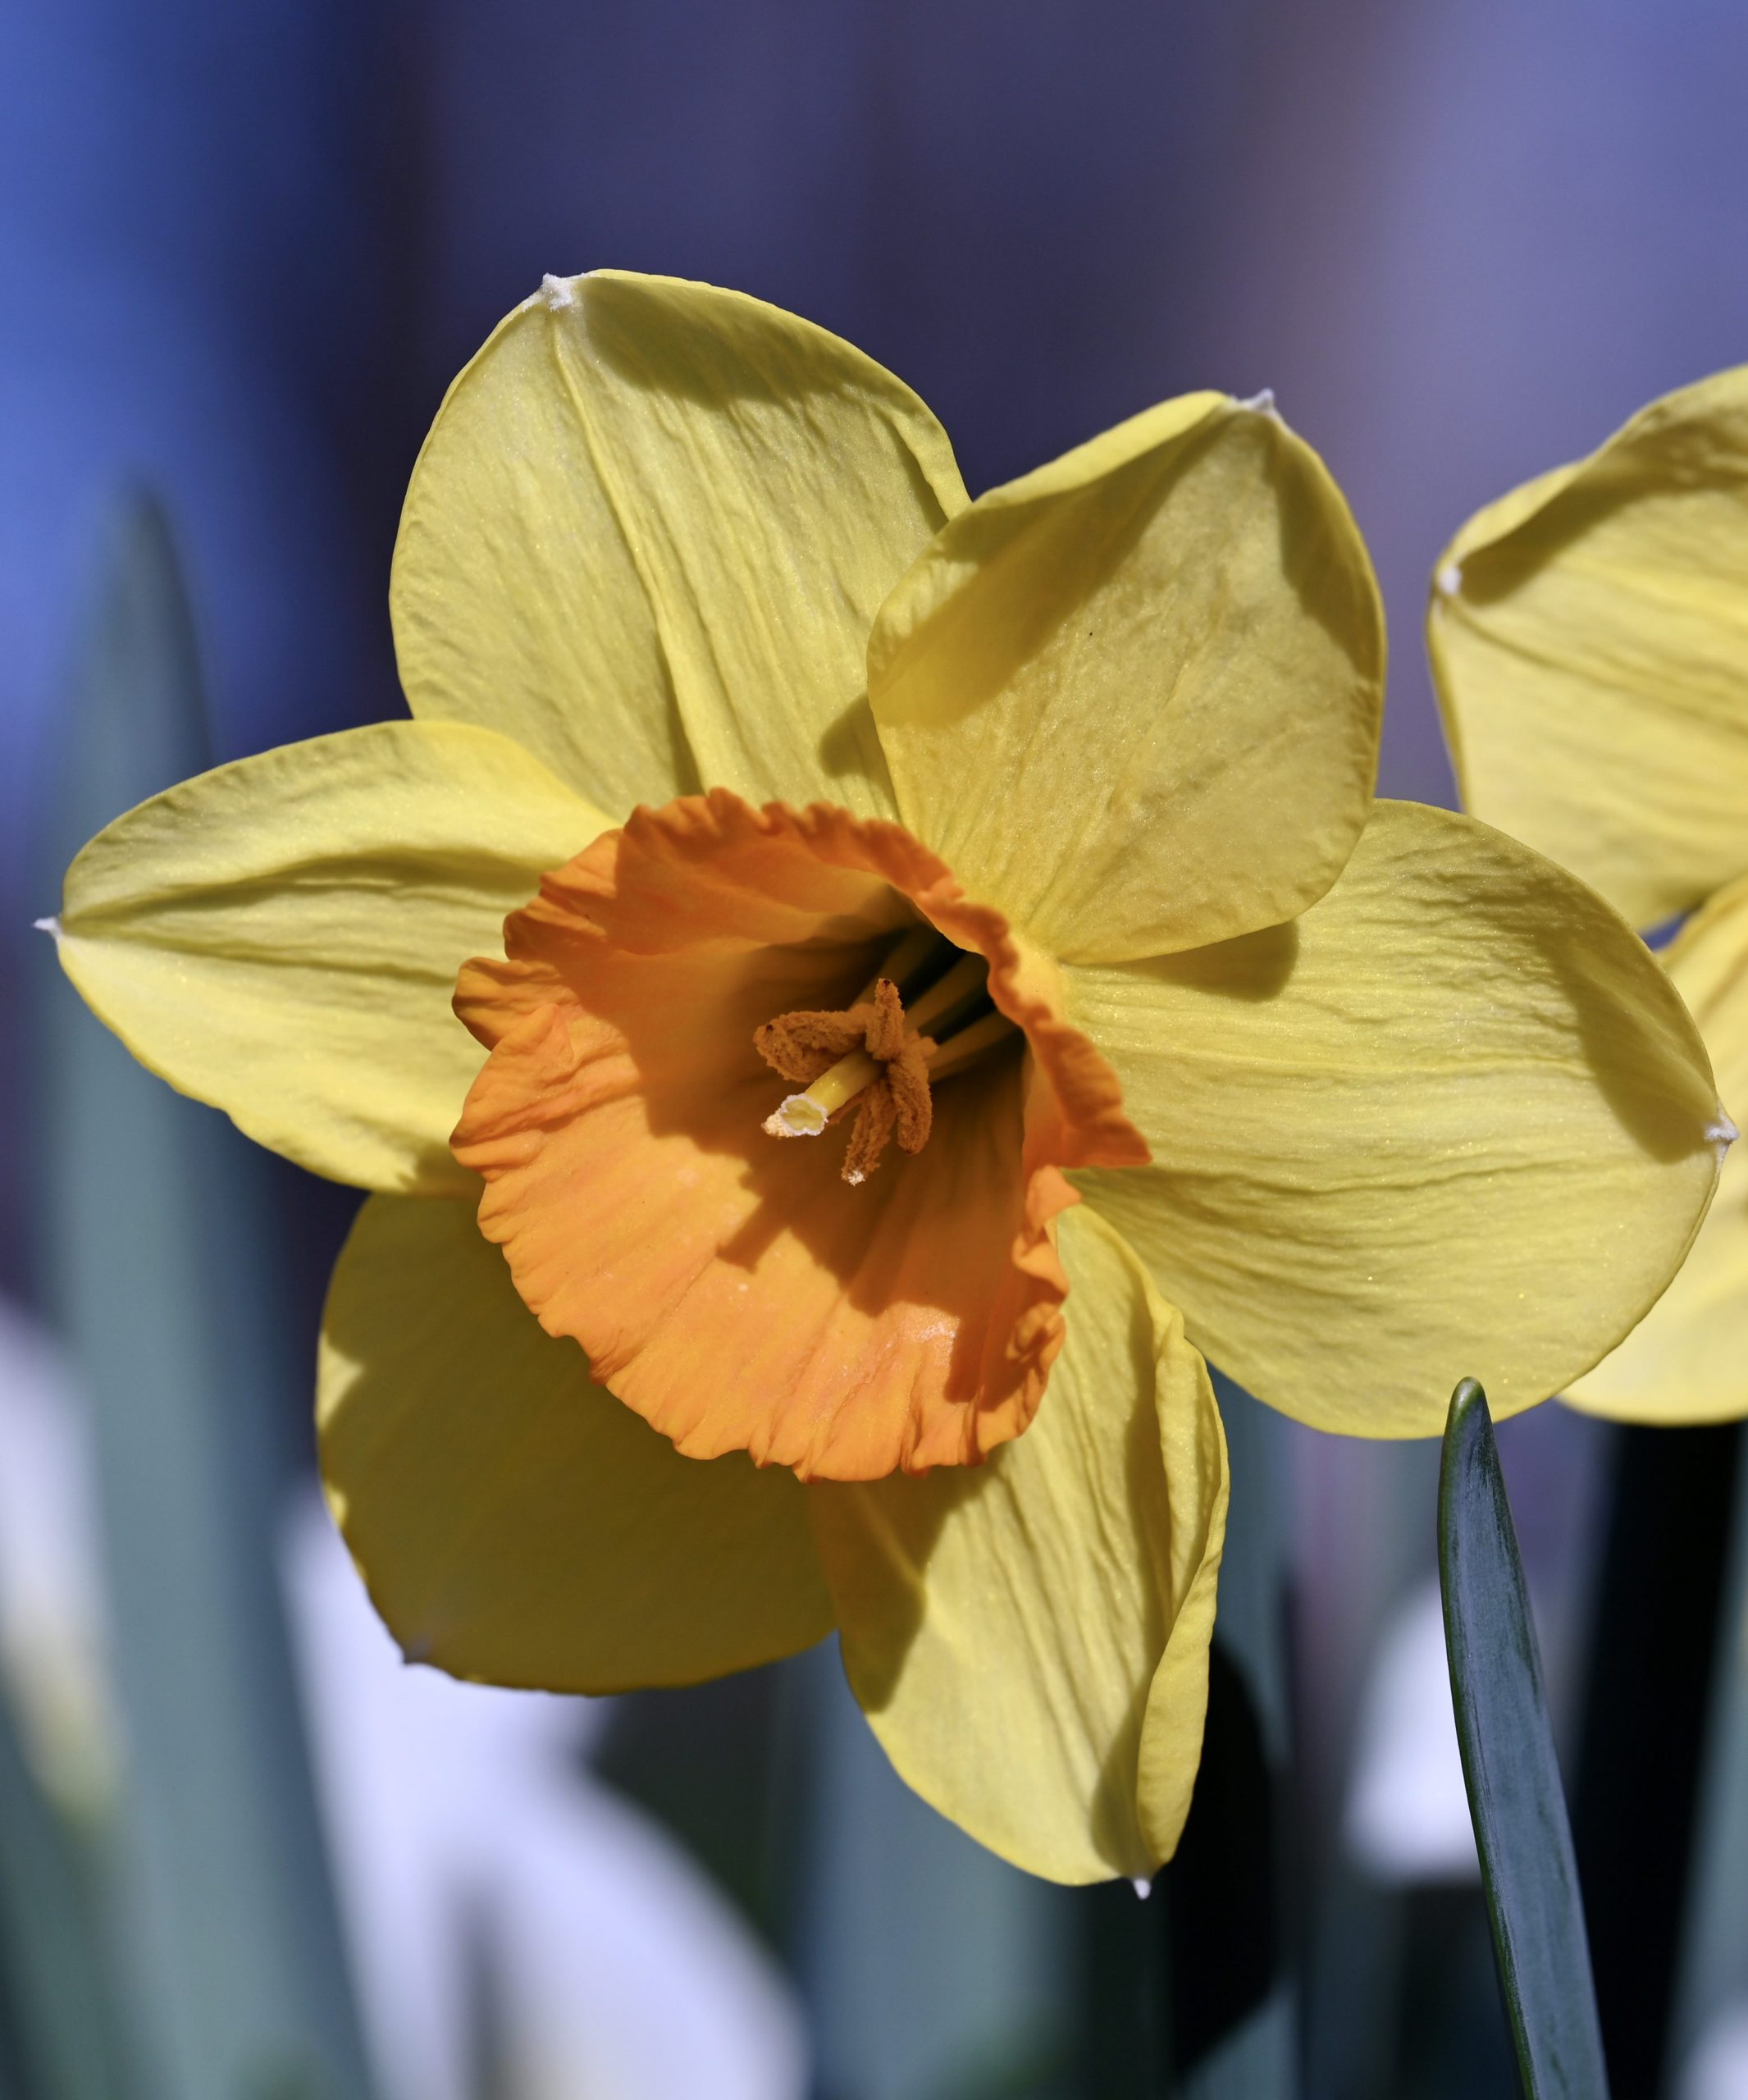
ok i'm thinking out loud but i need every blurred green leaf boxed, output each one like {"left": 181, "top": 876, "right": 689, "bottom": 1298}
{"left": 1439, "top": 1378, "right": 1609, "bottom": 2100}
{"left": 0, "top": 1680, "right": 135, "bottom": 2099}
{"left": 792, "top": 1640, "right": 1078, "bottom": 2100}
{"left": 31, "top": 492, "right": 372, "bottom": 2100}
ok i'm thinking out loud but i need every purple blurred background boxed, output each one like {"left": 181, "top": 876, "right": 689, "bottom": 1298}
{"left": 9, "top": 0, "right": 1748, "bottom": 1288}
{"left": 6, "top": 7, "right": 1748, "bottom": 2096}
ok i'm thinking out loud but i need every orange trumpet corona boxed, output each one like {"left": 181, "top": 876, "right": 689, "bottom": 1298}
{"left": 451, "top": 788, "right": 1148, "bottom": 1482}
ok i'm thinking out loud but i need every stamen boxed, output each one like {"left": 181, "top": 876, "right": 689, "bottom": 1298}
{"left": 760, "top": 978, "right": 922, "bottom": 1157}
{"left": 902, "top": 952, "right": 986, "bottom": 1034}
{"left": 924, "top": 1007, "right": 1015, "bottom": 1081}
{"left": 755, "top": 933, "right": 1021, "bottom": 1183}
{"left": 851, "top": 922, "right": 947, "bottom": 1005}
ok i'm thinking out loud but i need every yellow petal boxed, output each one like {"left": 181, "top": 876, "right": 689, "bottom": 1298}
{"left": 809, "top": 1206, "right": 1227, "bottom": 1883}
{"left": 320, "top": 1192, "right": 833, "bottom": 1691}
{"left": 1070, "top": 801, "right": 1725, "bottom": 1436}
{"left": 869, "top": 393, "right": 1384, "bottom": 963}
{"left": 1566, "top": 871, "right": 1748, "bottom": 1422}
{"left": 56, "top": 721, "right": 605, "bottom": 1193}
{"left": 394, "top": 269, "right": 967, "bottom": 819}
{"left": 1431, "top": 364, "right": 1748, "bottom": 926}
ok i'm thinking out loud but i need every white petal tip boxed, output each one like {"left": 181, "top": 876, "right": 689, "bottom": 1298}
{"left": 1435, "top": 560, "right": 1463, "bottom": 599}
{"left": 1707, "top": 1114, "right": 1739, "bottom": 1154}
{"left": 539, "top": 272, "right": 577, "bottom": 311}
{"left": 1238, "top": 388, "right": 1278, "bottom": 418}
{"left": 1130, "top": 1877, "right": 1152, "bottom": 1901}
{"left": 33, "top": 915, "right": 62, "bottom": 942}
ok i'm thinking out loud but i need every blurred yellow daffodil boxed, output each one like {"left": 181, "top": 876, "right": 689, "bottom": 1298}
{"left": 53, "top": 272, "right": 1725, "bottom": 1883}
{"left": 1431, "top": 365, "right": 1748, "bottom": 1425}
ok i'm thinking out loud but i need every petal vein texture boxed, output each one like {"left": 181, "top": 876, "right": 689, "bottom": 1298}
{"left": 1567, "top": 870, "right": 1748, "bottom": 1422}
{"left": 318, "top": 1192, "right": 833, "bottom": 1691}
{"left": 869, "top": 393, "right": 1385, "bottom": 963}
{"left": 810, "top": 1205, "right": 1226, "bottom": 1883}
{"left": 394, "top": 270, "right": 968, "bottom": 823}
{"left": 1071, "top": 801, "right": 1724, "bottom": 1433}
{"left": 1431, "top": 363, "right": 1748, "bottom": 926}
{"left": 56, "top": 721, "right": 607, "bottom": 1193}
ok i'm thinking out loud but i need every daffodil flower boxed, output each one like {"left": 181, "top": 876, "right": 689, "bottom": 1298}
{"left": 1430, "top": 365, "right": 1748, "bottom": 1425}
{"left": 53, "top": 273, "right": 1724, "bottom": 1883}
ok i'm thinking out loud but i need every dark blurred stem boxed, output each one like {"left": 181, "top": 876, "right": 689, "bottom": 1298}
{"left": 1159, "top": 1377, "right": 1296, "bottom": 2100}
{"left": 1571, "top": 1420, "right": 1742, "bottom": 2099}
{"left": 1159, "top": 1642, "right": 1282, "bottom": 2089}
{"left": 1072, "top": 1877, "right": 1171, "bottom": 2098}
{"left": 1076, "top": 1381, "right": 1294, "bottom": 2099}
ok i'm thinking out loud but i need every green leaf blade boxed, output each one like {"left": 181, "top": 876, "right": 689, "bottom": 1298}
{"left": 1439, "top": 1377, "right": 1610, "bottom": 2100}
{"left": 32, "top": 492, "right": 372, "bottom": 2100}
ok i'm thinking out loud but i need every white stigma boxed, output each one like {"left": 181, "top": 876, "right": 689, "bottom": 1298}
{"left": 1130, "top": 1877, "right": 1152, "bottom": 1901}
{"left": 764, "top": 1094, "right": 829, "bottom": 1139}
{"left": 539, "top": 272, "right": 576, "bottom": 312}
{"left": 33, "top": 915, "right": 62, "bottom": 941}
{"left": 1707, "top": 1114, "right": 1739, "bottom": 1157}
{"left": 1239, "top": 388, "right": 1278, "bottom": 418}
{"left": 1435, "top": 560, "right": 1464, "bottom": 599}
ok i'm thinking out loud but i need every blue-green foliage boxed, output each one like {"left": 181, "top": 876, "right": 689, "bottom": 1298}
{"left": 23, "top": 495, "right": 371, "bottom": 2100}
{"left": 1440, "top": 1379, "right": 1609, "bottom": 2100}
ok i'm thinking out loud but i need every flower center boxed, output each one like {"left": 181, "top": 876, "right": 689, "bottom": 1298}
{"left": 755, "top": 926, "right": 1020, "bottom": 1185}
